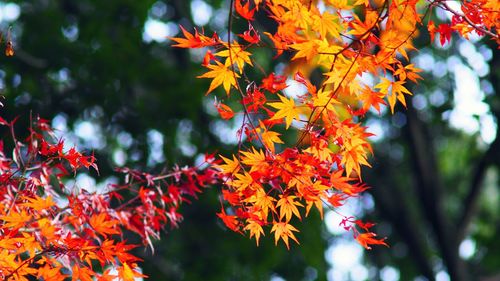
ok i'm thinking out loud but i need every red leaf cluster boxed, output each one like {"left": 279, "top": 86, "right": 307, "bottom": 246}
{"left": 0, "top": 114, "right": 218, "bottom": 280}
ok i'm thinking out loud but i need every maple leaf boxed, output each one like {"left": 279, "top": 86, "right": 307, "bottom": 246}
{"left": 261, "top": 72, "right": 287, "bottom": 93}
{"left": 217, "top": 208, "right": 241, "bottom": 232}
{"left": 89, "top": 213, "right": 120, "bottom": 237}
{"left": 394, "top": 63, "right": 423, "bottom": 83}
{"left": 1, "top": 209, "right": 32, "bottom": 229}
{"left": 313, "top": 11, "right": 341, "bottom": 39}
{"left": 241, "top": 147, "right": 268, "bottom": 173}
{"left": 97, "top": 269, "right": 117, "bottom": 281}
{"left": 428, "top": 20, "right": 437, "bottom": 42}
{"left": 231, "top": 171, "right": 257, "bottom": 190}
{"left": 118, "top": 263, "right": 147, "bottom": 281}
{"left": 244, "top": 219, "right": 265, "bottom": 246}
{"left": 261, "top": 128, "right": 284, "bottom": 153}
{"left": 330, "top": 170, "right": 357, "bottom": 194}
{"left": 198, "top": 61, "right": 240, "bottom": 95}
{"left": 437, "top": 23, "right": 453, "bottom": 46}
{"left": 21, "top": 195, "right": 56, "bottom": 211}
{"left": 355, "top": 220, "right": 376, "bottom": 231}
{"left": 268, "top": 94, "right": 301, "bottom": 129}
{"left": 327, "top": 193, "right": 346, "bottom": 208}
{"left": 169, "top": 25, "right": 218, "bottom": 48}
{"left": 222, "top": 189, "right": 241, "bottom": 205}
{"left": 342, "top": 141, "right": 372, "bottom": 179}
{"left": 218, "top": 154, "right": 240, "bottom": 175}
{"left": 215, "top": 102, "right": 235, "bottom": 120}
{"left": 290, "top": 40, "right": 319, "bottom": 61}
{"left": 235, "top": 0, "right": 255, "bottom": 20}
{"left": 357, "top": 87, "right": 386, "bottom": 114}
{"left": 263, "top": 32, "right": 288, "bottom": 57}
{"left": 356, "top": 232, "right": 388, "bottom": 250}
{"left": 294, "top": 72, "right": 317, "bottom": 95}
{"left": 216, "top": 42, "right": 253, "bottom": 74}
{"left": 271, "top": 221, "right": 300, "bottom": 249}
{"left": 312, "top": 89, "right": 340, "bottom": 112}
{"left": 375, "top": 77, "right": 412, "bottom": 113}
{"left": 37, "top": 264, "right": 67, "bottom": 281}
{"left": 72, "top": 264, "right": 95, "bottom": 281}
{"left": 38, "top": 218, "right": 58, "bottom": 241}
{"left": 246, "top": 188, "right": 276, "bottom": 219}
{"left": 65, "top": 147, "right": 83, "bottom": 169}
{"left": 238, "top": 24, "right": 260, "bottom": 44}
{"left": 349, "top": 10, "right": 379, "bottom": 37}
{"left": 277, "top": 195, "right": 304, "bottom": 222}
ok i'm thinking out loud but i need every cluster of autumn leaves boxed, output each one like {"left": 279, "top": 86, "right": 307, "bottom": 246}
{"left": 1, "top": 0, "right": 498, "bottom": 280}
{"left": 0, "top": 116, "right": 217, "bottom": 280}
{"left": 171, "top": 0, "right": 498, "bottom": 249}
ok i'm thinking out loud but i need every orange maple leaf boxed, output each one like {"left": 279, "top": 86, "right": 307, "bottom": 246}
{"left": 356, "top": 232, "right": 388, "bottom": 250}
{"left": 169, "top": 25, "right": 218, "bottom": 48}
{"left": 89, "top": 213, "right": 120, "bottom": 237}
{"left": 21, "top": 195, "right": 56, "bottom": 211}
{"left": 72, "top": 264, "right": 95, "bottom": 281}
{"left": 215, "top": 102, "right": 235, "bottom": 120}
{"left": 235, "top": 0, "right": 255, "bottom": 20}
{"left": 217, "top": 209, "right": 241, "bottom": 232}
{"left": 198, "top": 61, "right": 240, "bottom": 95}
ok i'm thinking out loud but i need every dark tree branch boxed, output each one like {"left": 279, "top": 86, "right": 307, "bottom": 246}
{"left": 369, "top": 165, "right": 436, "bottom": 281}
{"left": 404, "top": 103, "right": 468, "bottom": 281}
{"left": 457, "top": 136, "right": 500, "bottom": 242}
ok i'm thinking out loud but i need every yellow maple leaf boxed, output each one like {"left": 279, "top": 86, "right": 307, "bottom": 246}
{"left": 216, "top": 42, "right": 253, "bottom": 74}
{"left": 118, "top": 263, "right": 147, "bottom": 281}
{"left": 247, "top": 188, "right": 276, "bottom": 220}
{"left": 312, "top": 89, "right": 340, "bottom": 112}
{"left": 271, "top": 221, "right": 300, "bottom": 249}
{"left": 218, "top": 154, "right": 240, "bottom": 175}
{"left": 197, "top": 61, "right": 240, "bottom": 95}
{"left": 341, "top": 141, "right": 371, "bottom": 178}
{"left": 290, "top": 40, "right": 319, "bottom": 61}
{"left": 262, "top": 130, "right": 283, "bottom": 153}
{"left": 313, "top": 11, "right": 341, "bottom": 39}
{"left": 119, "top": 263, "right": 136, "bottom": 281}
{"left": 375, "top": 77, "right": 412, "bottom": 113}
{"left": 241, "top": 147, "right": 268, "bottom": 173}
{"left": 244, "top": 219, "right": 265, "bottom": 246}
{"left": 231, "top": 171, "right": 258, "bottom": 191}
{"left": 268, "top": 94, "right": 300, "bottom": 129}
{"left": 326, "top": 0, "right": 353, "bottom": 9}
{"left": 258, "top": 121, "right": 284, "bottom": 153}
{"left": 276, "top": 195, "right": 303, "bottom": 222}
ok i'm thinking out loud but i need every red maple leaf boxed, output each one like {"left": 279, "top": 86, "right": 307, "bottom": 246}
{"left": 235, "top": 0, "right": 255, "bottom": 21}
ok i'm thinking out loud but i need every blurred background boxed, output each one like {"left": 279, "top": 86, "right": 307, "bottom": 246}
{"left": 0, "top": 1, "right": 498, "bottom": 280}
